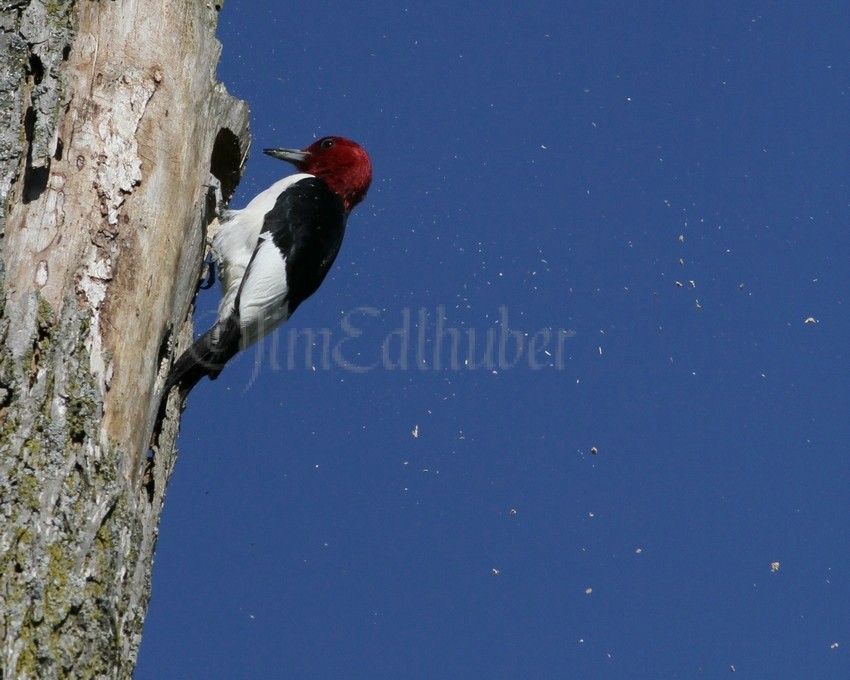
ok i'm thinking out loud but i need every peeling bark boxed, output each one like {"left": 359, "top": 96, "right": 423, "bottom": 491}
{"left": 0, "top": 1, "right": 250, "bottom": 677}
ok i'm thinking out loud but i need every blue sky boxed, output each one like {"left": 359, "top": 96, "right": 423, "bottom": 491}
{"left": 137, "top": 2, "right": 849, "bottom": 677}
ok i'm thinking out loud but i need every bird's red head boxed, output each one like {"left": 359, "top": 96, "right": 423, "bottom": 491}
{"left": 264, "top": 137, "right": 372, "bottom": 211}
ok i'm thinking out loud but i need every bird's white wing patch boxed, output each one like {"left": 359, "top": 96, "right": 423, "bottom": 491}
{"left": 237, "top": 234, "right": 291, "bottom": 347}
{"left": 214, "top": 173, "right": 313, "bottom": 320}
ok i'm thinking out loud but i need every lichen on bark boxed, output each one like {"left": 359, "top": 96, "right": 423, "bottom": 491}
{"left": 0, "top": 1, "right": 250, "bottom": 677}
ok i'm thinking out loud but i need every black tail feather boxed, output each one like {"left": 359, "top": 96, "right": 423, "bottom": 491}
{"left": 164, "top": 315, "right": 242, "bottom": 396}
{"left": 153, "top": 317, "right": 241, "bottom": 446}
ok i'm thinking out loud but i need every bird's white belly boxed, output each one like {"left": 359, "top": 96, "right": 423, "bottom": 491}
{"left": 212, "top": 173, "right": 313, "bottom": 321}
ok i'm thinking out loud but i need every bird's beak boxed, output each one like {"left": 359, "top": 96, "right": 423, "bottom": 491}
{"left": 263, "top": 148, "right": 310, "bottom": 164}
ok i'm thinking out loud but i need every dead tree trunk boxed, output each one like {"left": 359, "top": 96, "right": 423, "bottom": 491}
{"left": 0, "top": 1, "right": 250, "bottom": 677}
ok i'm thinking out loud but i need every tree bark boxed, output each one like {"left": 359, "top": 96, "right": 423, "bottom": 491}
{"left": 0, "top": 1, "right": 250, "bottom": 676}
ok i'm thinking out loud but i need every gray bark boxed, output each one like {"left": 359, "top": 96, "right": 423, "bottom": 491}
{"left": 0, "top": 1, "right": 250, "bottom": 677}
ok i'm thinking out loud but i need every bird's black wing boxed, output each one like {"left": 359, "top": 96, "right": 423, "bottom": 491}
{"left": 163, "top": 177, "right": 347, "bottom": 398}
{"left": 244, "top": 176, "right": 348, "bottom": 316}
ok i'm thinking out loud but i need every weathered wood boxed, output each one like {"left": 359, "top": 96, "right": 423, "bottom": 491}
{"left": 0, "top": 1, "right": 250, "bottom": 676}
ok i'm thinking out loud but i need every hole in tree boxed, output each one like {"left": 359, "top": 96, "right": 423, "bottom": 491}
{"left": 28, "top": 54, "right": 44, "bottom": 85}
{"left": 210, "top": 127, "right": 242, "bottom": 203}
{"left": 22, "top": 106, "right": 49, "bottom": 203}
{"left": 157, "top": 326, "right": 173, "bottom": 370}
{"left": 142, "top": 452, "right": 156, "bottom": 503}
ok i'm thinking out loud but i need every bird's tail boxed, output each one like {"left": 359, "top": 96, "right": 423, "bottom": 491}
{"left": 164, "top": 316, "right": 241, "bottom": 396}
{"left": 152, "top": 317, "right": 241, "bottom": 446}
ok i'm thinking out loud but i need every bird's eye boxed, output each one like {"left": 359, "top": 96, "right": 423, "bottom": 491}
{"left": 320, "top": 138, "right": 335, "bottom": 149}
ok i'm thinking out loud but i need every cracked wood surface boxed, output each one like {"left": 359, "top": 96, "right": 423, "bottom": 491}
{"left": 0, "top": 1, "right": 249, "bottom": 677}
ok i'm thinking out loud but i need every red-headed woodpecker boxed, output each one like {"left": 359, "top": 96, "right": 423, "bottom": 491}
{"left": 166, "top": 136, "right": 372, "bottom": 393}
